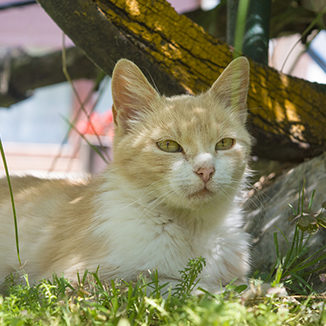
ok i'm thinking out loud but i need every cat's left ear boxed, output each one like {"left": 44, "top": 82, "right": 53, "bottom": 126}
{"left": 207, "top": 56, "right": 250, "bottom": 123}
{"left": 111, "top": 59, "right": 159, "bottom": 131}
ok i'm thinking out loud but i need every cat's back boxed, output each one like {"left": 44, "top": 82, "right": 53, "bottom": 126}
{"left": 0, "top": 176, "right": 47, "bottom": 203}
{"left": 1, "top": 175, "right": 69, "bottom": 202}
{"left": 0, "top": 175, "right": 99, "bottom": 284}
{"left": 0, "top": 175, "right": 93, "bottom": 222}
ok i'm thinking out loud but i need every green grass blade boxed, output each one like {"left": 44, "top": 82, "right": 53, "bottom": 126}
{"left": 92, "top": 270, "right": 104, "bottom": 290}
{"left": 273, "top": 232, "right": 280, "bottom": 260}
{"left": 283, "top": 226, "right": 301, "bottom": 271}
{"left": 308, "top": 189, "right": 316, "bottom": 211}
{"left": 61, "top": 115, "right": 109, "bottom": 164}
{"left": 292, "top": 251, "right": 326, "bottom": 274}
{"left": 290, "top": 273, "right": 315, "bottom": 293}
{"left": 0, "top": 138, "right": 21, "bottom": 266}
{"left": 233, "top": 0, "right": 250, "bottom": 58}
{"left": 300, "top": 181, "right": 305, "bottom": 214}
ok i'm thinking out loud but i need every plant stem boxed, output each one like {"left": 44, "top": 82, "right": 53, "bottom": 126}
{"left": 0, "top": 138, "right": 21, "bottom": 265}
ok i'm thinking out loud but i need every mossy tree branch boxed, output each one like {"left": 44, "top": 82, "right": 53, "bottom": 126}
{"left": 36, "top": 0, "right": 326, "bottom": 162}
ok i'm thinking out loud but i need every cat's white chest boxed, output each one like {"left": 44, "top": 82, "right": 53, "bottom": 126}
{"left": 92, "top": 184, "right": 249, "bottom": 289}
{"left": 94, "top": 205, "right": 196, "bottom": 280}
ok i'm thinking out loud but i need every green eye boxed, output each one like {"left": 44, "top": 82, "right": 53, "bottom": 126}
{"left": 215, "top": 138, "right": 235, "bottom": 151}
{"left": 157, "top": 140, "right": 183, "bottom": 153}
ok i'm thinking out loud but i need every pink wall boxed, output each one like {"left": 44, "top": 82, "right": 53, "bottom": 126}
{"left": 0, "top": 2, "right": 73, "bottom": 48}
{"left": 0, "top": 0, "right": 199, "bottom": 48}
{"left": 170, "top": 0, "right": 199, "bottom": 13}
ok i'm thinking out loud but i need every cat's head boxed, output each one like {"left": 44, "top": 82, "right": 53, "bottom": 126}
{"left": 111, "top": 58, "right": 251, "bottom": 210}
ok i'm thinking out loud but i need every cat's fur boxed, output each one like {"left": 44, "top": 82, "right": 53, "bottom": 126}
{"left": 0, "top": 57, "right": 251, "bottom": 292}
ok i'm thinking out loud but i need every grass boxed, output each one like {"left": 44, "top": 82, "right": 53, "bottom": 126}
{"left": 0, "top": 260, "right": 325, "bottom": 325}
{"left": 269, "top": 185, "right": 326, "bottom": 295}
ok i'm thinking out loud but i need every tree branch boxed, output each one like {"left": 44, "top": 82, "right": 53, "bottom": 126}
{"left": 0, "top": 47, "right": 98, "bottom": 108}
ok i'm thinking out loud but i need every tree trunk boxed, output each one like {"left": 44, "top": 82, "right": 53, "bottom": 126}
{"left": 36, "top": 0, "right": 326, "bottom": 162}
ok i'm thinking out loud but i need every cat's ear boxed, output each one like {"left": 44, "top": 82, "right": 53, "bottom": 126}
{"left": 111, "top": 59, "right": 159, "bottom": 130}
{"left": 208, "top": 56, "right": 249, "bottom": 123}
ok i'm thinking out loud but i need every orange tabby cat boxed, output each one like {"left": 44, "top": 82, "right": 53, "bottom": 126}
{"left": 0, "top": 57, "right": 251, "bottom": 292}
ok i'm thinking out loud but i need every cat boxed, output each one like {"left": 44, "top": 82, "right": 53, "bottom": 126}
{"left": 0, "top": 57, "right": 251, "bottom": 292}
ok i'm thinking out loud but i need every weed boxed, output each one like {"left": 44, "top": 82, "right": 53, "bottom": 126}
{"left": 173, "top": 256, "right": 206, "bottom": 298}
{"left": 267, "top": 183, "right": 326, "bottom": 294}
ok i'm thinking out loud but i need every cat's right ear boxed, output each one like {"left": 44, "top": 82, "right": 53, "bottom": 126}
{"left": 207, "top": 56, "right": 250, "bottom": 123}
{"left": 111, "top": 59, "right": 159, "bottom": 131}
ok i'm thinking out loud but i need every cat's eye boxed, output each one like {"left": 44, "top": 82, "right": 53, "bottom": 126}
{"left": 215, "top": 138, "right": 235, "bottom": 151}
{"left": 156, "top": 140, "right": 183, "bottom": 153}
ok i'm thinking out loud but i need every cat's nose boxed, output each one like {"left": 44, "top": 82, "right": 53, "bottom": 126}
{"left": 195, "top": 166, "right": 215, "bottom": 183}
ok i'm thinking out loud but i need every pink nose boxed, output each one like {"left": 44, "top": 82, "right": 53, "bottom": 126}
{"left": 195, "top": 166, "right": 215, "bottom": 183}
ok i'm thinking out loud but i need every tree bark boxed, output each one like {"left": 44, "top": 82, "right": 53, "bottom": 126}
{"left": 0, "top": 47, "right": 98, "bottom": 108}
{"left": 36, "top": 0, "right": 326, "bottom": 162}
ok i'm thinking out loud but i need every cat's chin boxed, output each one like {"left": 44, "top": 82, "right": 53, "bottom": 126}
{"left": 178, "top": 186, "right": 218, "bottom": 208}
{"left": 187, "top": 187, "right": 214, "bottom": 200}
{"left": 157, "top": 187, "right": 216, "bottom": 211}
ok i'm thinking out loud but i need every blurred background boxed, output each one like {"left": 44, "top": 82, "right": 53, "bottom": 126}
{"left": 0, "top": 0, "right": 325, "bottom": 177}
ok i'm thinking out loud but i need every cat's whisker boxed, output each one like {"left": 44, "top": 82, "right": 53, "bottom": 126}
{"left": 147, "top": 189, "right": 176, "bottom": 209}
{"left": 112, "top": 184, "right": 175, "bottom": 214}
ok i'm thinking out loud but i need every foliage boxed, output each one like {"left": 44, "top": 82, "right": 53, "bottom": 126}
{"left": 172, "top": 257, "right": 206, "bottom": 298}
{"left": 261, "top": 184, "right": 326, "bottom": 295}
{"left": 1, "top": 257, "right": 326, "bottom": 325}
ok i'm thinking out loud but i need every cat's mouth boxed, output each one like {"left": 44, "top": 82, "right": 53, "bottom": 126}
{"left": 188, "top": 187, "right": 214, "bottom": 199}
